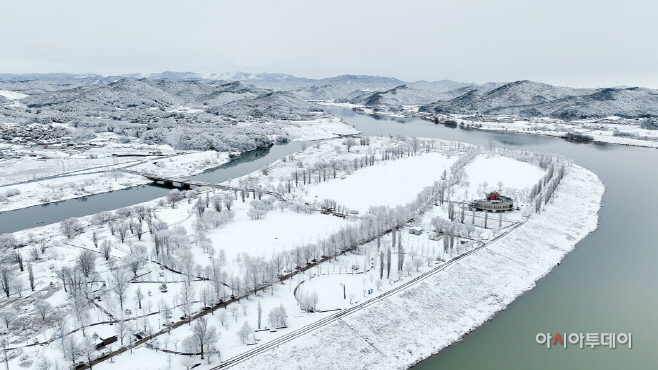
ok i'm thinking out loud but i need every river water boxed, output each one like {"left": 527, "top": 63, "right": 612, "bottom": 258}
{"left": 327, "top": 108, "right": 657, "bottom": 369}
{"left": 2, "top": 109, "right": 656, "bottom": 368}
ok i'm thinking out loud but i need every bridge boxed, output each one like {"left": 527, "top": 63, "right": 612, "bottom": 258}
{"left": 141, "top": 173, "right": 213, "bottom": 190}
{"left": 129, "top": 170, "right": 286, "bottom": 201}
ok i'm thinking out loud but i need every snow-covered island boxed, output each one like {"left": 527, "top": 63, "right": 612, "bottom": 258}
{"left": 0, "top": 134, "right": 603, "bottom": 370}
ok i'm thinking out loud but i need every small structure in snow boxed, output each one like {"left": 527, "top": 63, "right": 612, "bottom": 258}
{"left": 473, "top": 192, "right": 514, "bottom": 212}
{"left": 409, "top": 227, "right": 423, "bottom": 235}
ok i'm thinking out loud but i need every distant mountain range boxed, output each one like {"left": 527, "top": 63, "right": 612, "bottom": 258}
{"left": 1, "top": 72, "right": 657, "bottom": 120}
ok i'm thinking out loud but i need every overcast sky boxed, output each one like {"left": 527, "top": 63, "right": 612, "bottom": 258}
{"left": 1, "top": 0, "right": 655, "bottom": 88}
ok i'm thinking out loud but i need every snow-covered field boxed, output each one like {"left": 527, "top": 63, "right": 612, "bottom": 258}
{"left": 0, "top": 90, "right": 29, "bottom": 100}
{"left": 280, "top": 116, "right": 360, "bottom": 141}
{"left": 304, "top": 152, "right": 455, "bottom": 214}
{"left": 226, "top": 163, "right": 604, "bottom": 370}
{"left": 459, "top": 154, "right": 546, "bottom": 201}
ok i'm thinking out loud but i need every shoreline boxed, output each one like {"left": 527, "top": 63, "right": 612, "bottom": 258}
{"left": 321, "top": 102, "right": 658, "bottom": 149}
{"left": 225, "top": 163, "right": 604, "bottom": 370}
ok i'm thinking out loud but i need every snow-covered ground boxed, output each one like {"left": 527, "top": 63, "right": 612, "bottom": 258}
{"left": 0, "top": 151, "right": 229, "bottom": 212}
{"left": 0, "top": 116, "right": 358, "bottom": 213}
{"left": 459, "top": 154, "right": 545, "bottom": 201}
{"left": 0, "top": 90, "right": 29, "bottom": 100}
{"left": 279, "top": 116, "right": 360, "bottom": 141}
{"left": 0, "top": 136, "right": 602, "bottom": 370}
{"left": 304, "top": 152, "right": 455, "bottom": 214}
{"left": 226, "top": 163, "right": 604, "bottom": 370}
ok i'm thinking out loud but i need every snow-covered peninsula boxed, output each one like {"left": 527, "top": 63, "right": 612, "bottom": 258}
{"left": 224, "top": 163, "right": 604, "bottom": 370}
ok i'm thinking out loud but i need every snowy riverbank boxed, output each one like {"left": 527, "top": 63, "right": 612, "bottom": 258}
{"left": 0, "top": 151, "right": 229, "bottom": 213}
{"left": 226, "top": 163, "right": 604, "bottom": 370}
{"left": 322, "top": 102, "right": 658, "bottom": 149}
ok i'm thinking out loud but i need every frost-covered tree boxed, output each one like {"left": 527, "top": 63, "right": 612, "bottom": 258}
{"left": 268, "top": 304, "right": 288, "bottom": 328}
{"left": 28, "top": 262, "right": 35, "bottom": 291}
{"left": 0, "top": 309, "right": 17, "bottom": 328}
{"left": 236, "top": 321, "right": 253, "bottom": 344}
{"left": 101, "top": 240, "right": 113, "bottom": 260}
{"left": 111, "top": 267, "right": 131, "bottom": 312}
{"left": 343, "top": 138, "right": 356, "bottom": 152}
{"left": 167, "top": 189, "right": 183, "bottom": 208}
{"left": 34, "top": 301, "right": 53, "bottom": 321}
{"left": 0, "top": 234, "right": 17, "bottom": 249}
{"left": 192, "top": 316, "right": 218, "bottom": 359}
{"left": 77, "top": 249, "right": 96, "bottom": 278}
{"left": 61, "top": 335, "right": 82, "bottom": 367}
{"left": 60, "top": 217, "right": 83, "bottom": 238}
{"left": 0, "top": 267, "right": 12, "bottom": 297}
{"left": 255, "top": 300, "right": 262, "bottom": 330}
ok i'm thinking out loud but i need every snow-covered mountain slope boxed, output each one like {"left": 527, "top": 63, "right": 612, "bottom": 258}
{"left": 346, "top": 85, "right": 446, "bottom": 106}
{"left": 420, "top": 80, "right": 658, "bottom": 119}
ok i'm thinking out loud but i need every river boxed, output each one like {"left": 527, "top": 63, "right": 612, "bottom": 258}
{"left": 0, "top": 142, "right": 306, "bottom": 234}
{"left": 2, "top": 108, "right": 656, "bottom": 368}
{"left": 327, "top": 108, "right": 657, "bottom": 369}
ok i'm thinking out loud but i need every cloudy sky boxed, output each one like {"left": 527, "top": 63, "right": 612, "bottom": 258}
{"left": 0, "top": 0, "right": 655, "bottom": 87}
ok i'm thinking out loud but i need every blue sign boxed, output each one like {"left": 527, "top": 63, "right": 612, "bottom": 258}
{"left": 368, "top": 289, "right": 373, "bottom": 294}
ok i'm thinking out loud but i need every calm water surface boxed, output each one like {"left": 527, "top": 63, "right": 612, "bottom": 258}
{"left": 328, "top": 108, "right": 657, "bottom": 370}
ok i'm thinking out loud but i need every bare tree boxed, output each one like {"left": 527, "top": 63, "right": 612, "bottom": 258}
{"left": 60, "top": 217, "right": 83, "bottom": 238}
{"left": 61, "top": 335, "right": 82, "bottom": 367}
{"left": 28, "top": 262, "right": 35, "bottom": 291}
{"left": 53, "top": 316, "right": 69, "bottom": 350}
{"left": 0, "top": 234, "right": 17, "bottom": 249}
{"left": 132, "top": 219, "right": 144, "bottom": 241}
{"left": 167, "top": 189, "right": 183, "bottom": 208}
{"left": 114, "top": 318, "right": 128, "bottom": 345}
{"left": 34, "top": 301, "right": 53, "bottom": 321}
{"left": 413, "top": 257, "right": 423, "bottom": 272}
{"left": 257, "top": 300, "right": 262, "bottom": 329}
{"left": 117, "top": 222, "right": 129, "bottom": 243}
{"left": 386, "top": 248, "right": 392, "bottom": 279}
{"left": 125, "top": 252, "right": 145, "bottom": 277}
{"left": 112, "top": 267, "right": 131, "bottom": 312}
{"left": 77, "top": 249, "right": 96, "bottom": 278}
{"left": 14, "top": 251, "right": 23, "bottom": 271}
{"left": 34, "top": 358, "right": 53, "bottom": 370}
{"left": 101, "top": 240, "right": 113, "bottom": 260}
{"left": 343, "top": 138, "right": 356, "bottom": 152}
{"left": 236, "top": 321, "right": 253, "bottom": 344}
{"left": 404, "top": 260, "right": 413, "bottom": 276}
{"left": 81, "top": 341, "right": 96, "bottom": 369}
{"left": 30, "top": 246, "right": 40, "bottom": 261}
{"left": 223, "top": 195, "right": 234, "bottom": 211}
{"left": 268, "top": 304, "right": 288, "bottom": 328}
{"left": 135, "top": 287, "right": 144, "bottom": 310}
{"left": 1, "top": 267, "right": 16, "bottom": 297}
{"left": 192, "top": 316, "right": 218, "bottom": 359}
{"left": 211, "top": 195, "right": 223, "bottom": 212}
{"left": 72, "top": 294, "right": 90, "bottom": 337}
{"left": 12, "top": 277, "right": 23, "bottom": 297}
{"left": 0, "top": 309, "right": 17, "bottom": 328}
{"left": 180, "top": 283, "right": 195, "bottom": 324}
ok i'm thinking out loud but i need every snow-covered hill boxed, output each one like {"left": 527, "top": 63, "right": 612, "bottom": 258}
{"left": 420, "top": 80, "right": 658, "bottom": 119}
